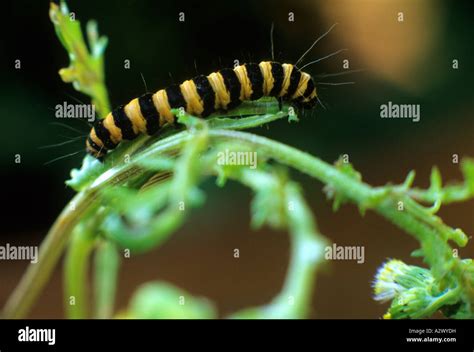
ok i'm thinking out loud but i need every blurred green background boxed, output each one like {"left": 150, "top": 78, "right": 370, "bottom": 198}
{"left": 1, "top": 0, "right": 473, "bottom": 318}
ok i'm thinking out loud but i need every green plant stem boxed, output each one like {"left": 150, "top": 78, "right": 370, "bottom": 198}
{"left": 49, "top": 1, "right": 111, "bottom": 117}
{"left": 1, "top": 191, "right": 95, "bottom": 319}
{"left": 43, "top": 1, "right": 473, "bottom": 320}
{"left": 64, "top": 223, "right": 96, "bottom": 319}
{"left": 407, "top": 185, "right": 474, "bottom": 204}
{"left": 206, "top": 130, "right": 467, "bottom": 281}
{"left": 227, "top": 170, "right": 326, "bottom": 318}
{"left": 94, "top": 240, "right": 120, "bottom": 319}
{"left": 4, "top": 114, "right": 472, "bottom": 318}
{"left": 2, "top": 113, "right": 282, "bottom": 318}
{"left": 276, "top": 183, "right": 326, "bottom": 318}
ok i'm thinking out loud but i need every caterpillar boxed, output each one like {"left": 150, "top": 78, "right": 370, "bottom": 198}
{"left": 86, "top": 61, "right": 317, "bottom": 159}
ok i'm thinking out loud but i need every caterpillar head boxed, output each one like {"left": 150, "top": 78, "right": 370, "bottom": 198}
{"left": 294, "top": 75, "right": 318, "bottom": 109}
{"left": 86, "top": 137, "right": 107, "bottom": 160}
{"left": 86, "top": 120, "right": 110, "bottom": 160}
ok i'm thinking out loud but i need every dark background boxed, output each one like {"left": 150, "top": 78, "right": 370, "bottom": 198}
{"left": 1, "top": 0, "right": 473, "bottom": 318}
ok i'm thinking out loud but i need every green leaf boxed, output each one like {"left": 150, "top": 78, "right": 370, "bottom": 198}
{"left": 461, "top": 158, "right": 474, "bottom": 193}
{"left": 66, "top": 155, "right": 105, "bottom": 191}
{"left": 126, "top": 282, "right": 216, "bottom": 319}
{"left": 49, "top": 0, "right": 110, "bottom": 118}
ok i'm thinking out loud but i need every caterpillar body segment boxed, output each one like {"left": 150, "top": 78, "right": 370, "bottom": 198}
{"left": 87, "top": 61, "right": 318, "bottom": 159}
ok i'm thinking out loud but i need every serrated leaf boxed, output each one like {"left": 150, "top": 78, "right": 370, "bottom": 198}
{"left": 66, "top": 155, "right": 105, "bottom": 191}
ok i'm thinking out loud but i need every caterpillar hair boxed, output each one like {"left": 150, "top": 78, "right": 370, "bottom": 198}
{"left": 86, "top": 61, "right": 318, "bottom": 159}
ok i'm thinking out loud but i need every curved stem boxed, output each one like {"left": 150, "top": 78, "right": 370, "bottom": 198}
{"left": 407, "top": 186, "right": 473, "bottom": 205}
{"left": 94, "top": 240, "right": 120, "bottom": 319}
{"left": 2, "top": 191, "right": 96, "bottom": 318}
{"left": 205, "top": 130, "right": 467, "bottom": 282}
{"left": 64, "top": 224, "right": 96, "bottom": 319}
{"left": 4, "top": 118, "right": 472, "bottom": 318}
{"left": 277, "top": 183, "right": 326, "bottom": 318}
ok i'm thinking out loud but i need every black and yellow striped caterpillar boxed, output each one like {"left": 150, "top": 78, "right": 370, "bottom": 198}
{"left": 86, "top": 61, "right": 317, "bottom": 159}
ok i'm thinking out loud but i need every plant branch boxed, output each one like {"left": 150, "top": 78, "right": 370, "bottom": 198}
{"left": 49, "top": 1, "right": 110, "bottom": 117}
{"left": 64, "top": 222, "right": 96, "bottom": 319}
{"left": 2, "top": 191, "right": 97, "bottom": 318}
{"left": 4, "top": 112, "right": 473, "bottom": 319}
{"left": 94, "top": 240, "right": 120, "bottom": 318}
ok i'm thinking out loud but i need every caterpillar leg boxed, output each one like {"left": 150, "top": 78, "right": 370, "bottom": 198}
{"left": 278, "top": 97, "right": 283, "bottom": 111}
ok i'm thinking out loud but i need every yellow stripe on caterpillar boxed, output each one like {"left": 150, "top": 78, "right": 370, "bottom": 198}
{"left": 89, "top": 128, "right": 104, "bottom": 148}
{"left": 234, "top": 64, "right": 252, "bottom": 101}
{"left": 103, "top": 113, "right": 122, "bottom": 144}
{"left": 259, "top": 61, "right": 274, "bottom": 96}
{"left": 280, "top": 64, "right": 294, "bottom": 97}
{"left": 180, "top": 79, "right": 204, "bottom": 116}
{"left": 152, "top": 89, "right": 174, "bottom": 125}
{"left": 207, "top": 71, "right": 231, "bottom": 109}
{"left": 292, "top": 72, "right": 311, "bottom": 99}
{"left": 124, "top": 98, "right": 147, "bottom": 134}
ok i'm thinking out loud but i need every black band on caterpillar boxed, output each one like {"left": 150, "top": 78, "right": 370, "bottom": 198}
{"left": 113, "top": 106, "right": 137, "bottom": 140}
{"left": 219, "top": 68, "right": 242, "bottom": 109}
{"left": 285, "top": 68, "right": 302, "bottom": 98}
{"left": 192, "top": 75, "right": 215, "bottom": 117}
{"left": 93, "top": 121, "right": 116, "bottom": 150}
{"left": 269, "top": 62, "right": 284, "bottom": 97}
{"left": 244, "top": 63, "right": 264, "bottom": 100}
{"left": 86, "top": 61, "right": 318, "bottom": 159}
{"left": 138, "top": 93, "right": 161, "bottom": 135}
{"left": 303, "top": 78, "right": 315, "bottom": 99}
{"left": 86, "top": 135, "right": 103, "bottom": 154}
{"left": 165, "top": 85, "right": 187, "bottom": 109}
